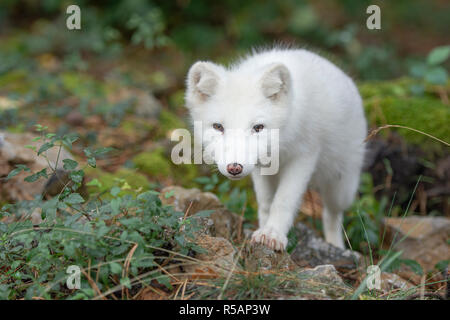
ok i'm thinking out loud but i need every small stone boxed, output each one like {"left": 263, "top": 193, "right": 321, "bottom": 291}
{"left": 379, "top": 272, "right": 415, "bottom": 293}
{"left": 298, "top": 264, "right": 345, "bottom": 285}
{"left": 243, "top": 242, "right": 298, "bottom": 272}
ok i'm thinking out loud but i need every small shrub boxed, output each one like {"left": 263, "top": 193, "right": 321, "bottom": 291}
{"left": 0, "top": 127, "right": 205, "bottom": 299}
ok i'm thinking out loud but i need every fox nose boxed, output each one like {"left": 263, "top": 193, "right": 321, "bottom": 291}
{"left": 227, "top": 163, "right": 243, "bottom": 176}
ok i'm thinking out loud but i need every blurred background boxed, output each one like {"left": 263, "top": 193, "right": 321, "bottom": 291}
{"left": 0, "top": 0, "right": 449, "bottom": 282}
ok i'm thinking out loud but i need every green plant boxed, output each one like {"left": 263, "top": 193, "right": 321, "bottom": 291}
{"left": 409, "top": 45, "right": 450, "bottom": 94}
{"left": 0, "top": 127, "right": 206, "bottom": 299}
{"left": 127, "top": 9, "right": 170, "bottom": 49}
{"left": 344, "top": 173, "right": 391, "bottom": 253}
{"left": 194, "top": 173, "right": 256, "bottom": 221}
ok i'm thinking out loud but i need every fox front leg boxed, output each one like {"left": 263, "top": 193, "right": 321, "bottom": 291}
{"left": 251, "top": 170, "right": 277, "bottom": 228}
{"left": 251, "top": 152, "right": 318, "bottom": 251}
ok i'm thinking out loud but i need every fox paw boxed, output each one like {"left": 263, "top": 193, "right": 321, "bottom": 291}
{"left": 251, "top": 227, "right": 287, "bottom": 251}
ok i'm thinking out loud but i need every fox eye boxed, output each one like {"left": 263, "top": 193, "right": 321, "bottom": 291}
{"left": 253, "top": 124, "right": 264, "bottom": 133}
{"left": 213, "top": 123, "right": 224, "bottom": 133}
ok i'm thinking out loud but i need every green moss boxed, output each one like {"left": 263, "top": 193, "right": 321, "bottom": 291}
{"left": 168, "top": 89, "right": 186, "bottom": 110}
{"left": 359, "top": 78, "right": 414, "bottom": 99}
{"left": 172, "top": 163, "right": 199, "bottom": 187}
{"left": 0, "top": 70, "right": 33, "bottom": 94}
{"left": 85, "top": 167, "right": 150, "bottom": 196}
{"left": 159, "top": 109, "right": 186, "bottom": 134}
{"left": 132, "top": 147, "right": 172, "bottom": 177}
{"left": 360, "top": 78, "right": 450, "bottom": 154}
{"left": 6, "top": 123, "right": 25, "bottom": 133}
{"left": 149, "top": 71, "right": 171, "bottom": 91}
{"left": 60, "top": 72, "right": 105, "bottom": 98}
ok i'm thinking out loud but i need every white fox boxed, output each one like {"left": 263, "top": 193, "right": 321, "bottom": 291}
{"left": 185, "top": 48, "right": 367, "bottom": 250}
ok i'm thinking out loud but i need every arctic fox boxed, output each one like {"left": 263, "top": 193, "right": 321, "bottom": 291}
{"left": 185, "top": 48, "right": 367, "bottom": 250}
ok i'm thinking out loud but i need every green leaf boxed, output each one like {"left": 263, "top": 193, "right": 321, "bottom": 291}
{"left": 425, "top": 66, "right": 448, "bottom": 85}
{"left": 24, "top": 145, "right": 36, "bottom": 151}
{"left": 194, "top": 210, "right": 214, "bottom": 218}
{"left": 87, "top": 157, "right": 96, "bottom": 168}
{"left": 218, "top": 180, "right": 230, "bottom": 194}
{"left": 110, "top": 186, "right": 121, "bottom": 197}
{"left": 194, "top": 176, "right": 211, "bottom": 184}
{"left": 435, "top": 259, "right": 449, "bottom": 273}
{"left": 64, "top": 193, "right": 85, "bottom": 204}
{"left": 109, "top": 262, "right": 122, "bottom": 274}
{"left": 45, "top": 133, "right": 56, "bottom": 139}
{"left": 110, "top": 198, "right": 121, "bottom": 215}
{"left": 62, "top": 133, "right": 79, "bottom": 149}
{"left": 175, "top": 235, "right": 185, "bottom": 246}
{"left": 24, "top": 168, "right": 48, "bottom": 182}
{"left": 156, "top": 275, "right": 172, "bottom": 289}
{"left": 120, "top": 277, "right": 131, "bottom": 289}
{"left": 409, "top": 63, "right": 427, "bottom": 78}
{"left": 69, "top": 170, "right": 84, "bottom": 184}
{"left": 427, "top": 45, "right": 450, "bottom": 65}
{"left": 401, "top": 259, "right": 423, "bottom": 275}
{"left": 6, "top": 164, "right": 30, "bottom": 180}
{"left": 164, "top": 190, "right": 175, "bottom": 199}
{"left": 37, "top": 142, "right": 54, "bottom": 155}
{"left": 86, "top": 178, "right": 102, "bottom": 188}
{"left": 62, "top": 159, "right": 78, "bottom": 171}
{"left": 93, "top": 147, "right": 114, "bottom": 157}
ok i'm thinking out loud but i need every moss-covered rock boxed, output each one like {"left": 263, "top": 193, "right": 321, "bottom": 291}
{"left": 132, "top": 147, "right": 172, "bottom": 177}
{"left": 85, "top": 167, "right": 151, "bottom": 196}
{"left": 132, "top": 146, "right": 202, "bottom": 187}
{"left": 60, "top": 72, "right": 105, "bottom": 98}
{"left": 360, "top": 78, "right": 450, "bottom": 154}
{"left": 119, "top": 118, "right": 155, "bottom": 138}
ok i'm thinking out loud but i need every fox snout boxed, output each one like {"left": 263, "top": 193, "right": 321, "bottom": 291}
{"left": 226, "top": 163, "right": 243, "bottom": 176}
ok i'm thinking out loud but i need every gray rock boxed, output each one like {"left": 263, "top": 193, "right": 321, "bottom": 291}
{"left": 379, "top": 272, "right": 415, "bottom": 293}
{"left": 290, "top": 222, "right": 362, "bottom": 271}
{"left": 298, "top": 264, "right": 345, "bottom": 285}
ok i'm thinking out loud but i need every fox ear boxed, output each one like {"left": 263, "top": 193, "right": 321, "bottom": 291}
{"left": 186, "top": 61, "right": 220, "bottom": 103}
{"left": 260, "top": 63, "right": 291, "bottom": 101}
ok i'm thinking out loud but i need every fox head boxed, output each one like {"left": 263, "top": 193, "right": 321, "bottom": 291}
{"left": 185, "top": 60, "right": 291, "bottom": 179}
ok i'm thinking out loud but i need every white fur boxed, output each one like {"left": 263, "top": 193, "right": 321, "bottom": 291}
{"left": 185, "top": 48, "right": 367, "bottom": 250}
